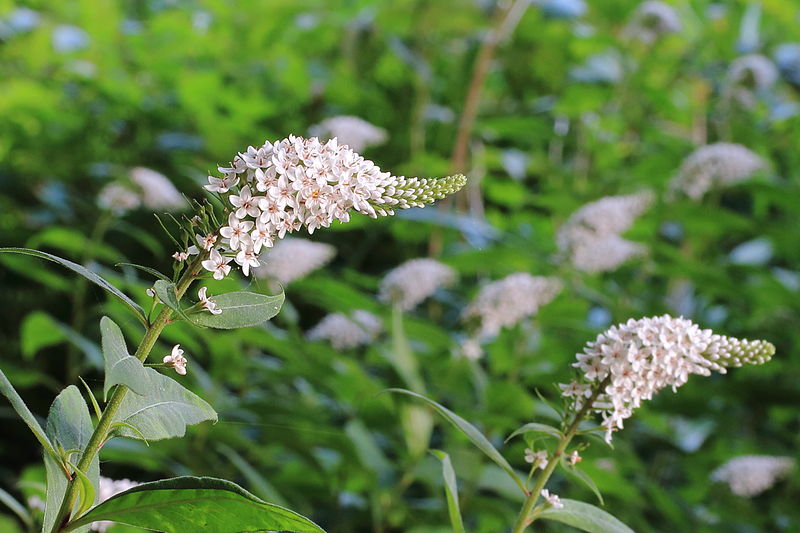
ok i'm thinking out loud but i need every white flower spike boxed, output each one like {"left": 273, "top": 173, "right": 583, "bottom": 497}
{"left": 163, "top": 345, "right": 188, "bottom": 375}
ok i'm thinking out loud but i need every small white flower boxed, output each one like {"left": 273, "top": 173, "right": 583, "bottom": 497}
{"left": 145, "top": 287, "right": 156, "bottom": 298}
{"left": 197, "top": 233, "right": 217, "bottom": 251}
{"left": 219, "top": 213, "right": 254, "bottom": 251}
{"left": 235, "top": 246, "right": 260, "bottom": 276}
{"left": 524, "top": 448, "right": 549, "bottom": 470}
{"left": 163, "top": 345, "right": 187, "bottom": 375}
{"left": 540, "top": 489, "right": 563, "bottom": 509}
{"left": 250, "top": 219, "right": 275, "bottom": 253}
{"left": 204, "top": 173, "right": 239, "bottom": 193}
{"left": 567, "top": 450, "right": 582, "bottom": 466}
{"left": 202, "top": 248, "right": 232, "bottom": 280}
{"left": 229, "top": 185, "right": 262, "bottom": 219}
{"left": 172, "top": 251, "right": 189, "bottom": 262}
{"left": 197, "top": 287, "right": 221, "bottom": 315}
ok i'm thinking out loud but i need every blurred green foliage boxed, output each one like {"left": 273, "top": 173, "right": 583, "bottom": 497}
{"left": 1, "top": 0, "right": 800, "bottom": 532}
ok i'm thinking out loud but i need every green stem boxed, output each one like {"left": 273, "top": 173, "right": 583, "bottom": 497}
{"left": 48, "top": 258, "right": 202, "bottom": 533}
{"left": 510, "top": 377, "right": 610, "bottom": 533}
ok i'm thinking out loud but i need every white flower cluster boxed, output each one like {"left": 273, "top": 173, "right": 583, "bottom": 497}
{"left": 307, "top": 310, "right": 383, "bottom": 350}
{"left": 727, "top": 54, "right": 779, "bottom": 108}
{"left": 463, "top": 273, "right": 562, "bottom": 340}
{"left": 624, "top": 1, "right": 682, "bottom": 43}
{"left": 252, "top": 237, "right": 336, "bottom": 284}
{"left": 201, "top": 135, "right": 465, "bottom": 279}
{"left": 670, "top": 143, "right": 766, "bottom": 200}
{"left": 557, "top": 192, "right": 653, "bottom": 273}
{"left": 711, "top": 455, "right": 795, "bottom": 497}
{"left": 309, "top": 116, "right": 388, "bottom": 152}
{"left": 378, "top": 258, "right": 457, "bottom": 311}
{"left": 91, "top": 477, "right": 140, "bottom": 532}
{"left": 96, "top": 167, "right": 185, "bottom": 216}
{"left": 562, "top": 315, "right": 775, "bottom": 443}
{"left": 163, "top": 344, "right": 188, "bottom": 375}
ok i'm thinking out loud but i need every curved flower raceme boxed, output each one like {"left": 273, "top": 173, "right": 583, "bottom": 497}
{"left": 670, "top": 143, "right": 765, "bottom": 200}
{"left": 200, "top": 135, "right": 465, "bottom": 279}
{"left": 307, "top": 310, "right": 383, "bottom": 350}
{"left": 561, "top": 315, "right": 775, "bottom": 443}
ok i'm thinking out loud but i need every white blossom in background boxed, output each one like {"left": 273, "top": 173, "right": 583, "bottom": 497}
{"left": 308, "top": 116, "right": 388, "bottom": 152}
{"left": 96, "top": 183, "right": 141, "bottom": 215}
{"left": 711, "top": 455, "right": 795, "bottom": 497}
{"left": 623, "top": 1, "right": 682, "bottom": 43}
{"left": 540, "top": 489, "right": 564, "bottom": 509}
{"left": 200, "top": 135, "right": 465, "bottom": 280}
{"left": 252, "top": 238, "right": 336, "bottom": 284}
{"left": 562, "top": 315, "right": 775, "bottom": 443}
{"left": 670, "top": 143, "right": 766, "bottom": 200}
{"left": 460, "top": 338, "right": 484, "bottom": 361}
{"left": 91, "top": 477, "right": 140, "bottom": 532}
{"left": 130, "top": 167, "right": 185, "bottom": 210}
{"left": 307, "top": 311, "right": 382, "bottom": 350}
{"left": 163, "top": 344, "right": 188, "bottom": 375}
{"left": 557, "top": 192, "right": 653, "bottom": 273}
{"left": 378, "top": 258, "right": 457, "bottom": 311}
{"left": 463, "top": 273, "right": 562, "bottom": 340}
{"left": 726, "top": 54, "right": 779, "bottom": 108}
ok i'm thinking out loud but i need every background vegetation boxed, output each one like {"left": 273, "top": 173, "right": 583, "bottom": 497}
{"left": 1, "top": 0, "right": 799, "bottom": 531}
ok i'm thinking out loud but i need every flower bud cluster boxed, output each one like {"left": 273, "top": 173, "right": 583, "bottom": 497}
{"left": 711, "top": 455, "right": 795, "bottom": 497}
{"left": 307, "top": 310, "right": 383, "bottom": 350}
{"left": 463, "top": 273, "right": 562, "bottom": 340}
{"left": 557, "top": 192, "right": 653, "bottom": 273}
{"left": 201, "top": 135, "right": 466, "bottom": 280}
{"left": 378, "top": 258, "right": 457, "bottom": 311}
{"left": 670, "top": 143, "right": 765, "bottom": 200}
{"left": 562, "top": 315, "right": 775, "bottom": 442}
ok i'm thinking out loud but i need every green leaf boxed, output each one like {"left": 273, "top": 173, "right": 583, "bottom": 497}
{"left": 100, "top": 317, "right": 217, "bottom": 441}
{"left": 115, "top": 263, "right": 171, "bottom": 282}
{"left": 388, "top": 305, "right": 426, "bottom": 393}
{"left": 0, "top": 487, "right": 33, "bottom": 529}
{"left": 430, "top": 451, "right": 466, "bottom": 533}
{"left": 506, "top": 422, "right": 564, "bottom": 442}
{"left": 0, "top": 248, "right": 147, "bottom": 326}
{"left": 65, "top": 476, "right": 325, "bottom": 533}
{"left": 0, "top": 368, "right": 58, "bottom": 460}
{"left": 388, "top": 389, "right": 527, "bottom": 494}
{"left": 560, "top": 460, "right": 604, "bottom": 506}
{"left": 67, "top": 461, "right": 96, "bottom": 518}
{"left": 187, "top": 291, "right": 284, "bottom": 329}
{"left": 152, "top": 280, "right": 193, "bottom": 323}
{"left": 20, "top": 311, "right": 66, "bottom": 359}
{"left": 43, "top": 386, "right": 99, "bottom": 533}
{"left": 538, "top": 499, "right": 635, "bottom": 533}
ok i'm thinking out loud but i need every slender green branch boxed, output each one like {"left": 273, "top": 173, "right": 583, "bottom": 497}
{"left": 48, "top": 258, "right": 203, "bottom": 533}
{"left": 510, "top": 376, "right": 610, "bottom": 533}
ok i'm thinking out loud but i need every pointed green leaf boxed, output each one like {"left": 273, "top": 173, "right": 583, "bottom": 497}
{"left": 187, "top": 291, "right": 284, "bottom": 329}
{"left": 0, "top": 248, "right": 146, "bottom": 325}
{"left": 65, "top": 476, "right": 325, "bottom": 533}
{"left": 152, "top": 280, "right": 192, "bottom": 323}
{"left": 560, "top": 460, "right": 604, "bottom": 505}
{"left": 506, "top": 422, "right": 564, "bottom": 442}
{"left": 115, "top": 263, "right": 171, "bottom": 282}
{"left": 0, "top": 368, "right": 58, "bottom": 460}
{"left": 100, "top": 318, "right": 217, "bottom": 440}
{"left": 538, "top": 499, "right": 635, "bottom": 533}
{"left": 388, "top": 389, "right": 527, "bottom": 494}
{"left": 43, "top": 386, "right": 99, "bottom": 533}
{"left": 67, "top": 462, "right": 96, "bottom": 517}
{"left": 431, "top": 451, "right": 466, "bottom": 533}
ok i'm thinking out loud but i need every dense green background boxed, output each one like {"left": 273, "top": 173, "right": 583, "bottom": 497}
{"left": 1, "top": 0, "right": 799, "bottom": 532}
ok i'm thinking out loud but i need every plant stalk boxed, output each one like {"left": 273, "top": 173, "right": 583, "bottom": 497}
{"left": 510, "top": 377, "right": 610, "bottom": 533}
{"left": 48, "top": 259, "right": 202, "bottom": 533}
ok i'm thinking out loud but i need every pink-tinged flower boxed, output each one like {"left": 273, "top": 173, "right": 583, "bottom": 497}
{"left": 219, "top": 213, "right": 254, "bottom": 251}
{"left": 229, "top": 185, "right": 262, "bottom": 219}
{"left": 235, "top": 246, "right": 260, "bottom": 276}
{"left": 524, "top": 449, "right": 548, "bottom": 470}
{"left": 202, "top": 248, "right": 232, "bottom": 280}
{"left": 163, "top": 345, "right": 187, "bottom": 375}
{"left": 540, "top": 489, "right": 563, "bottom": 509}
{"left": 204, "top": 173, "right": 239, "bottom": 193}
{"left": 197, "top": 287, "right": 221, "bottom": 315}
